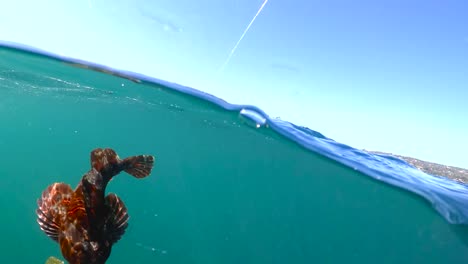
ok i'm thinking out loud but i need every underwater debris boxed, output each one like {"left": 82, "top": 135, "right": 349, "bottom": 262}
{"left": 67, "top": 62, "right": 142, "bottom": 83}
{"left": 45, "top": 256, "right": 64, "bottom": 264}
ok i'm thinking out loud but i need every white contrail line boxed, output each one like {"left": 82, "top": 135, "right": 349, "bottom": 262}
{"left": 219, "top": 0, "right": 269, "bottom": 72}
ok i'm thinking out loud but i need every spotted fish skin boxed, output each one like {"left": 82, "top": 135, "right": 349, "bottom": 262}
{"left": 36, "top": 148, "right": 155, "bottom": 264}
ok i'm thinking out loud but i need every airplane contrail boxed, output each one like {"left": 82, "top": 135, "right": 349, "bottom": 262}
{"left": 219, "top": 0, "right": 269, "bottom": 72}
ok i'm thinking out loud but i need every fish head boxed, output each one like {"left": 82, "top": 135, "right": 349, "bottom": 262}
{"left": 87, "top": 240, "right": 112, "bottom": 264}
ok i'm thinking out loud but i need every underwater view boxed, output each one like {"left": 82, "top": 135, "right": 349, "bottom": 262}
{"left": 1, "top": 43, "right": 468, "bottom": 264}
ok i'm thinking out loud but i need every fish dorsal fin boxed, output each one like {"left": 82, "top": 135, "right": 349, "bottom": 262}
{"left": 36, "top": 183, "right": 73, "bottom": 241}
{"left": 90, "top": 148, "right": 121, "bottom": 172}
{"left": 104, "top": 193, "right": 129, "bottom": 244}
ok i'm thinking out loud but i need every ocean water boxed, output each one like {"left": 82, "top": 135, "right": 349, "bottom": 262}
{"left": 1, "top": 43, "right": 468, "bottom": 264}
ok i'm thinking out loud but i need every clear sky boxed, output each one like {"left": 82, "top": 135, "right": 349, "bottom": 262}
{"left": 1, "top": 0, "right": 467, "bottom": 168}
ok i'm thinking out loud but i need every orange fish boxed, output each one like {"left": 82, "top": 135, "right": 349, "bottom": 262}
{"left": 36, "top": 148, "right": 155, "bottom": 264}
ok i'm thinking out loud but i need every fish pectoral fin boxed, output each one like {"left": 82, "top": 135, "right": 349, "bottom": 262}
{"left": 105, "top": 193, "right": 129, "bottom": 244}
{"left": 37, "top": 183, "right": 73, "bottom": 241}
{"left": 123, "top": 155, "right": 155, "bottom": 178}
{"left": 45, "top": 256, "right": 64, "bottom": 264}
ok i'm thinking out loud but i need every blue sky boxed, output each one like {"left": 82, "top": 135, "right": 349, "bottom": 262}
{"left": 1, "top": 0, "right": 467, "bottom": 168}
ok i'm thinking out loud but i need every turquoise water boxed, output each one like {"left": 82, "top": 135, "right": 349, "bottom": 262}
{"left": 1, "top": 44, "right": 468, "bottom": 263}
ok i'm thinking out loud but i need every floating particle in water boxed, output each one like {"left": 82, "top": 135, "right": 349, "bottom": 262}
{"left": 136, "top": 242, "right": 167, "bottom": 255}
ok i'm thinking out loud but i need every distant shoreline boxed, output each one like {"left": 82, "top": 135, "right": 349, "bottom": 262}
{"left": 367, "top": 151, "right": 468, "bottom": 184}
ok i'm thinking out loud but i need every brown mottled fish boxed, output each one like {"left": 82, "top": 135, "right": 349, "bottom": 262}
{"left": 36, "top": 148, "right": 155, "bottom": 264}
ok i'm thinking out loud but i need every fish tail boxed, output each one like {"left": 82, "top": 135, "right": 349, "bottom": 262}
{"left": 91, "top": 148, "right": 121, "bottom": 172}
{"left": 122, "top": 155, "right": 155, "bottom": 178}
